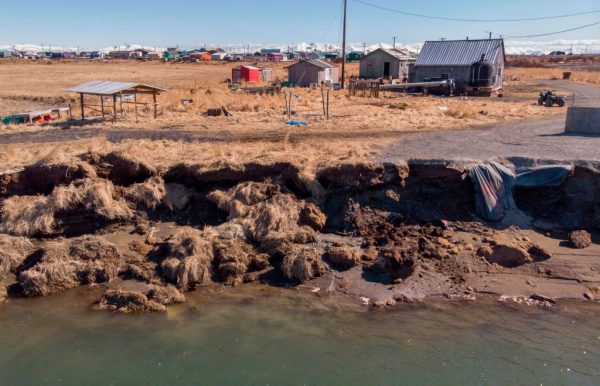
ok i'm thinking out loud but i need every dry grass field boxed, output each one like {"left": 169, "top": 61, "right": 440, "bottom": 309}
{"left": 507, "top": 67, "right": 600, "bottom": 85}
{"left": 0, "top": 59, "right": 564, "bottom": 171}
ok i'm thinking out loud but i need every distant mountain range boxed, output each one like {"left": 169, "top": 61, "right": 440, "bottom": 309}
{"left": 2, "top": 39, "right": 599, "bottom": 56}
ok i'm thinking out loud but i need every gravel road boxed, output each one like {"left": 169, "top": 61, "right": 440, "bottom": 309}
{"left": 378, "top": 80, "right": 600, "bottom": 163}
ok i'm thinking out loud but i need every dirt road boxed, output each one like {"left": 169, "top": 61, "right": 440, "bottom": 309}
{"left": 379, "top": 80, "right": 600, "bottom": 163}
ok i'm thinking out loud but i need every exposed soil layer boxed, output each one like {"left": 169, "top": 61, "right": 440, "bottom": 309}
{"left": 1, "top": 155, "right": 599, "bottom": 310}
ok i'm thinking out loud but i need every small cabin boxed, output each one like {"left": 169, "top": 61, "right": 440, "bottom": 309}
{"left": 359, "top": 48, "right": 416, "bottom": 79}
{"left": 412, "top": 39, "right": 506, "bottom": 91}
{"left": 287, "top": 59, "right": 339, "bottom": 87}
{"left": 232, "top": 65, "right": 261, "bottom": 83}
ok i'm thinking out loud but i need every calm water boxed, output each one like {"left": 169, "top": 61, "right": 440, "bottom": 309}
{"left": 0, "top": 287, "right": 598, "bottom": 386}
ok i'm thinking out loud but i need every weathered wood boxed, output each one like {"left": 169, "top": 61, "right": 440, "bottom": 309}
{"left": 80, "top": 93, "right": 85, "bottom": 120}
{"left": 100, "top": 96, "right": 105, "bottom": 119}
{"left": 153, "top": 92, "right": 157, "bottom": 118}
{"left": 113, "top": 94, "right": 117, "bottom": 122}
{"left": 134, "top": 91, "right": 138, "bottom": 123}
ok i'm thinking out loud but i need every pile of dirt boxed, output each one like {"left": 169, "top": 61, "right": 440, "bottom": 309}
{"left": 4, "top": 158, "right": 97, "bottom": 197}
{"left": 147, "top": 284, "right": 186, "bottom": 305}
{"left": 326, "top": 243, "right": 361, "bottom": 270}
{"left": 477, "top": 240, "right": 552, "bottom": 268}
{"left": 208, "top": 181, "right": 326, "bottom": 283}
{"left": 94, "top": 290, "right": 166, "bottom": 313}
{"left": 569, "top": 230, "right": 592, "bottom": 249}
{"left": 345, "top": 201, "right": 466, "bottom": 282}
{"left": 83, "top": 150, "right": 156, "bottom": 186}
{"left": 317, "top": 162, "right": 407, "bottom": 190}
{"left": 19, "top": 236, "right": 122, "bottom": 296}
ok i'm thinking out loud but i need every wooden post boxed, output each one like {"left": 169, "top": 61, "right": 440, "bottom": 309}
{"left": 120, "top": 92, "right": 124, "bottom": 113}
{"left": 113, "top": 94, "right": 117, "bottom": 122}
{"left": 326, "top": 89, "right": 330, "bottom": 120}
{"left": 68, "top": 103, "right": 72, "bottom": 120}
{"left": 100, "top": 96, "right": 105, "bottom": 119}
{"left": 80, "top": 93, "right": 85, "bottom": 121}
{"left": 153, "top": 92, "right": 157, "bottom": 118}
{"left": 134, "top": 91, "right": 138, "bottom": 123}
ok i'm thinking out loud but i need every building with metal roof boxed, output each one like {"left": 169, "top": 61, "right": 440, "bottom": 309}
{"left": 412, "top": 39, "right": 506, "bottom": 92}
{"left": 66, "top": 80, "right": 167, "bottom": 122}
{"left": 359, "top": 48, "right": 417, "bottom": 79}
{"left": 287, "top": 60, "right": 339, "bottom": 87}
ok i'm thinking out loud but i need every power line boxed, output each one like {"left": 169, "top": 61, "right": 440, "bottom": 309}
{"left": 322, "top": 0, "right": 345, "bottom": 43}
{"left": 353, "top": 0, "right": 600, "bottom": 22}
{"left": 505, "top": 20, "right": 600, "bottom": 38}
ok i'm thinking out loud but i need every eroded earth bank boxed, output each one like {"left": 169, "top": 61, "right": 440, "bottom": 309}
{"left": 1, "top": 151, "right": 599, "bottom": 312}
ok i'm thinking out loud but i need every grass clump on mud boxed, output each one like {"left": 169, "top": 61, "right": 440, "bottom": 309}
{"left": 1, "top": 150, "right": 599, "bottom": 311}
{"left": 19, "top": 236, "right": 122, "bottom": 296}
{"left": 1, "top": 178, "right": 132, "bottom": 237}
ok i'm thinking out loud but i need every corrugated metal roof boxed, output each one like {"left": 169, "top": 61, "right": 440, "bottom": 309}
{"left": 365, "top": 48, "right": 417, "bottom": 61}
{"left": 415, "top": 39, "right": 504, "bottom": 66}
{"left": 66, "top": 80, "right": 167, "bottom": 95}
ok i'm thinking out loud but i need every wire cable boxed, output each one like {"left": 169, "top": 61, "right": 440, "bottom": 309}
{"left": 353, "top": 0, "right": 600, "bottom": 22}
{"left": 504, "top": 20, "right": 600, "bottom": 38}
{"left": 322, "top": 0, "right": 345, "bottom": 43}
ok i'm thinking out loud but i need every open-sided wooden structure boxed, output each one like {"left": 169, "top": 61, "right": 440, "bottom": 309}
{"left": 66, "top": 80, "right": 167, "bottom": 122}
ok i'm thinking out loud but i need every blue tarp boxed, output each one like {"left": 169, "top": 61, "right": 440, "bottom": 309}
{"left": 467, "top": 163, "right": 516, "bottom": 221}
{"left": 515, "top": 165, "right": 572, "bottom": 188}
{"left": 286, "top": 120, "right": 308, "bottom": 126}
{"left": 467, "top": 162, "right": 573, "bottom": 221}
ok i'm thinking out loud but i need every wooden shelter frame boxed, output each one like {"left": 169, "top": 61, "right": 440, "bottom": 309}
{"left": 67, "top": 81, "right": 166, "bottom": 122}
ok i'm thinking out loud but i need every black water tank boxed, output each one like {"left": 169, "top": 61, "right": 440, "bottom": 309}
{"left": 469, "top": 54, "right": 493, "bottom": 87}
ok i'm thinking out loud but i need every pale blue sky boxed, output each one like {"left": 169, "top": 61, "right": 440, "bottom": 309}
{"left": 0, "top": 0, "right": 598, "bottom": 48}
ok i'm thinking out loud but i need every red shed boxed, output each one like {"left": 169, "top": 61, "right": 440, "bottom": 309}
{"left": 232, "top": 65, "right": 261, "bottom": 83}
{"left": 267, "top": 53, "right": 283, "bottom": 62}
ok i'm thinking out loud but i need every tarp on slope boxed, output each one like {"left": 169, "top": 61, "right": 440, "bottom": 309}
{"left": 515, "top": 165, "right": 573, "bottom": 187}
{"left": 467, "top": 163, "right": 516, "bottom": 221}
{"left": 467, "top": 162, "right": 573, "bottom": 221}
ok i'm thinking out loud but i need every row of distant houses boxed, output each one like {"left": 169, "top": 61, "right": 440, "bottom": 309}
{"left": 0, "top": 46, "right": 367, "bottom": 63}
{"left": 286, "top": 38, "right": 506, "bottom": 92}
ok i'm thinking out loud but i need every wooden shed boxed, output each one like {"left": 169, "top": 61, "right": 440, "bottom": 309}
{"left": 359, "top": 48, "right": 416, "bottom": 79}
{"left": 232, "top": 65, "right": 261, "bottom": 83}
{"left": 267, "top": 53, "right": 283, "bottom": 62}
{"left": 412, "top": 39, "right": 506, "bottom": 91}
{"left": 287, "top": 59, "right": 339, "bottom": 87}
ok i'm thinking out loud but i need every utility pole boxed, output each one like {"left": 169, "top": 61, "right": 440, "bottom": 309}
{"left": 392, "top": 36, "right": 397, "bottom": 49}
{"left": 363, "top": 42, "right": 366, "bottom": 55}
{"left": 341, "top": 0, "right": 347, "bottom": 89}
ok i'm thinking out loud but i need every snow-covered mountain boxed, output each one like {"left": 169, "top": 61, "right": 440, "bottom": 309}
{"left": 2, "top": 39, "right": 599, "bottom": 55}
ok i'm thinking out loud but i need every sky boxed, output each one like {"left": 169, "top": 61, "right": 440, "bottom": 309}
{"left": 0, "top": 0, "right": 599, "bottom": 49}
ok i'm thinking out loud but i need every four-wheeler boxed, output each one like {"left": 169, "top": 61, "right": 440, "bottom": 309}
{"left": 538, "top": 90, "right": 566, "bottom": 107}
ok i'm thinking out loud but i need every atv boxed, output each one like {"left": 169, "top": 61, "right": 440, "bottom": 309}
{"left": 538, "top": 90, "right": 566, "bottom": 107}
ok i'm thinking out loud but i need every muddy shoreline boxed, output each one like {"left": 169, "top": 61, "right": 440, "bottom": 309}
{"left": 1, "top": 151, "right": 599, "bottom": 312}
